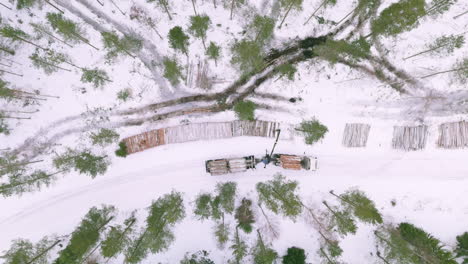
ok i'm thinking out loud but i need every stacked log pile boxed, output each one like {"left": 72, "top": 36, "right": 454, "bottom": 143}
{"left": 342, "top": 123, "right": 371, "bottom": 147}
{"left": 437, "top": 121, "right": 468, "bottom": 149}
{"left": 392, "top": 125, "right": 428, "bottom": 151}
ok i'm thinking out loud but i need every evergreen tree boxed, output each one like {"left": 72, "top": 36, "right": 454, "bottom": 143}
{"left": 163, "top": 57, "right": 184, "bottom": 85}
{"left": 168, "top": 26, "right": 190, "bottom": 55}
{"left": 404, "top": 34, "right": 465, "bottom": 59}
{"left": 322, "top": 201, "right": 357, "bottom": 236}
{"left": 206, "top": 41, "right": 221, "bottom": 65}
{"left": 371, "top": 0, "right": 425, "bottom": 37}
{"left": 115, "top": 141, "right": 128, "bottom": 157}
{"left": 229, "top": 227, "right": 248, "bottom": 264}
{"left": 100, "top": 214, "right": 137, "bottom": 259}
{"left": 315, "top": 37, "right": 371, "bottom": 65}
{"left": 318, "top": 235, "right": 343, "bottom": 264}
{"left": 252, "top": 230, "right": 278, "bottom": 264}
{"left": 276, "top": 63, "right": 297, "bottom": 81}
{"left": 30, "top": 22, "right": 73, "bottom": 47}
{"left": 29, "top": 50, "right": 71, "bottom": 75}
{"left": 375, "top": 226, "right": 424, "bottom": 264}
{"left": 231, "top": 40, "right": 264, "bottom": 74}
{"left": 124, "top": 191, "right": 185, "bottom": 263}
{"left": 194, "top": 193, "right": 213, "bottom": 220}
{"left": 0, "top": 25, "right": 47, "bottom": 50}
{"left": 46, "top": 13, "right": 87, "bottom": 44}
{"left": 180, "top": 250, "right": 215, "bottom": 264}
{"left": 53, "top": 148, "right": 109, "bottom": 178}
{"left": 256, "top": 174, "right": 303, "bottom": 220}
{"left": 214, "top": 219, "right": 230, "bottom": 249}
{"left": 454, "top": 58, "right": 468, "bottom": 83}
{"left": 147, "top": 0, "right": 172, "bottom": 20}
{"left": 282, "top": 247, "right": 306, "bottom": 264}
{"left": 0, "top": 119, "right": 10, "bottom": 135}
{"left": 250, "top": 15, "right": 275, "bottom": 44}
{"left": 456, "top": 232, "right": 468, "bottom": 264}
{"left": 1, "top": 236, "right": 57, "bottom": 264}
{"left": 189, "top": 15, "right": 211, "bottom": 49}
{"left": 278, "top": 0, "right": 304, "bottom": 28}
{"left": 81, "top": 68, "right": 111, "bottom": 89}
{"left": 0, "top": 170, "right": 62, "bottom": 197}
{"left": 216, "top": 181, "right": 237, "bottom": 214}
{"left": 233, "top": 100, "right": 256, "bottom": 121}
{"left": 295, "top": 119, "right": 328, "bottom": 145}
{"left": 229, "top": 0, "right": 245, "bottom": 19}
{"left": 90, "top": 128, "right": 119, "bottom": 147}
{"left": 330, "top": 189, "right": 383, "bottom": 225}
{"left": 235, "top": 198, "right": 255, "bottom": 233}
{"left": 101, "top": 31, "right": 142, "bottom": 61}
{"left": 54, "top": 205, "right": 116, "bottom": 264}
{"left": 16, "top": 0, "right": 37, "bottom": 9}
{"left": 425, "top": 0, "right": 457, "bottom": 17}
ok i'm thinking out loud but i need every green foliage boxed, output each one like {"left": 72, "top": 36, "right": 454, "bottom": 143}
{"left": 1, "top": 236, "right": 55, "bottom": 264}
{"left": 0, "top": 80, "right": 15, "bottom": 100}
{"left": 338, "top": 190, "right": 383, "bottom": 225}
{"left": 276, "top": 63, "right": 297, "bottom": 81}
{"left": 117, "top": 88, "right": 132, "bottom": 102}
{"left": 456, "top": 232, "right": 468, "bottom": 264}
{"left": 323, "top": 201, "right": 357, "bottom": 236}
{"left": 16, "top": 0, "right": 37, "bottom": 9}
{"left": 180, "top": 250, "right": 215, "bottom": 264}
{"left": 230, "top": 228, "right": 248, "bottom": 264}
{"left": 0, "top": 44, "right": 16, "bottom": 55}
{"left": 194, "top": 193, "right": 213, "bottom": 220}
{"left": 54, "top": 205, "right": 116, "bottom": 264}
{"left": 0, "top": 25, "right": 29, "bottom": 42}
{"left": 235, "top": 198, "right": 255, "bottom": 233}
{"left": 356, "top": 0, "right": 382, "bottom": 17}
{"left": 296, "top": 119, "right": 328, "bottom": 145}
{"left": 252, "top": 231, "right": 278, "bottom": 264}
{"left": 231, "top": 40, "right": 264, "bottom": 74}
{"left": 321, "top": 240, "right": 343, "bottom": 259}
{"left": 454, "top": 58, "right": 468, "bottom": 83}
{"left": 206, "top": 42, "right": 221, "bottom": 64}
{"left": 189, "top": 15, "right": 211, "bottom": 48}
{"left": 426, "top": 0, "right": 457, "bottom": 16}
{"left": 81, "top": 68, "right": 110, "bottom": 89}
{"left": 0, "top": 118, "right": 10, "bottom": 135}
{"left": 53, "top": 148, "right": 109, "bottom": 178}
{"left": 428, "top": 34, "right": 465, "bottom": 56}
{"left": 398, "top": 222, "right": 456, "bottom": 264}
{"left": 0, "top": 170, "right": 57, "bottom": 197}
{"left": 163, "top": 57, "right": 183, "bottom": 85}
{"left": 375, "top": 227, "right": 420, "bottom": 264}
{"left": 90, "top": 128, "right": 119, "bottom": 147}
{"left": 256, "top": 174, "right": 302, "bottom": 220}
{"left": 100, "top": 214, "right": 136, "bottom": 258}
{"left": 233, "top": 100, "right": 256, "bottom": 121}
{"left": 214, "top": 221, "right": 230, "bottom": 248}
{"left": 125, "top": 191, "right": 185, "bottom": 263}
{"left": 115, "top": 141, "right": 128, "bottom": 157}
{"left": 315, "top": 37, "right": 371, "bottom": 64}
{"left": 217, "top": 182, "right": 237, "bottom": 213}
{"left": 282, "top": 247, "right": 306, "bottom": 264}
{"left": 194, "top": 182, "right": 237, "bottom": 220}
{"left": 46, "top": 13, "right": 85, "bottom": 42}
{"left": 168, "top": 26, "right": 190, "bottom": 55}
{"left": 371, "top": 0, "right": 426, "bottom": 37}
{"left": 29, "top": 50, "right": 70, "bottom": 75}
{"left": 101, "top": 31, "right": 142, "bottom": 61}
{"left": 250, "top": 15, "right": 275, "bottom": 44}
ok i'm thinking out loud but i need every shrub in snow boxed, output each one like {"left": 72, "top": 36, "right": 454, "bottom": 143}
{"left": 206, "top": 41, "right": 221, "bottom": 65}
{"left": 90, "top": 128, "right": 119, "bottom": 147}
{"left": 456, "top": 232, "right": 468, "bottom": 264}
{"left": 233, "top": 100, "right": 256, "bottom": 121}
{"left": 168, "top": 26, "right": 190, "bottom": 55}
{"left": 80, "top": 68, "right": 110, "bottom": 89}
{"left": 115, "top": 141, "right": 128, "bottom": 157}
{"left": 231, "top": 40, "right": 263, "bottom": 74}
{"left": 296, "top": 119, "right": 328, "bottom": 145}
{"left": 282, "top": 247, "right": 306, "bottom": 264}
{"left": 53, "top": 148, "right": 110, "bottom": 178}
{"left": 162, "top": 57, "right": 184, "bottom": 85}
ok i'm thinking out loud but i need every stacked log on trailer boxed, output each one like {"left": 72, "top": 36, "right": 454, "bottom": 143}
{"left": 122, "top": 120, "right": 282, "bottom": 155}
{"left": 342, "top": 123, "right": 371, "bottom": 147}
{"left": 392, "top": 125, "right": 428, "bottom": 151}
{"left": 437, "top": 121, "right": 468, "bottom": 149}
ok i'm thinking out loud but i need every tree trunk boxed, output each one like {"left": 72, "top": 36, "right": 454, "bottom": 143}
{"left": 96, "top": 0, "right": 104, "bottom": 6}
{"left": 304, "top": 0, "right": 326, "bottom": 25}
{"left": 375, "top": 250, "right": 391, "bottom": 264}
{"left": 0, "top": 2, "right": 12, "bottom": 10}
{"left": 258, "top": 204, "right": 279, "bottom": 239}
{"left": 35, "top": 27, "right": 73, "bottom": 48}
{"left": 151, "top": 26, "right": 163, "bottom": 40}
{"left": 160, "top": 0, "right": 172, "bottom": 20}
{"left": 45, "top": 0, "right": 65, "bottom": 14}
{"left": 3, "top": 110, "right": 39, "bottom": 114}
{"left": 319, "top": 247, "right": 335, "bottom": 264}
{"left": 34, "top": 58, "right": 72, "bottom": 72}
{"left": 278, "top": 2, "right": 294, "bottom": 29}
{"left": 72, "top": 32, "right": 100, "bottom": 50}
{"left": 202, "top": 37, "right": 206, "bottom": 50}
{"left": 420, "top": 67, "right": 468, "bottom": 79}
{"left": 110, "top": 0, "right": 126, "bottom": 15}
{"left": 403, "top": 44, "right": 447, "bottom": 60}
{"left": 0, "top": 160, "right": 44, "bottom": 169}
{"left": 454, "top": 10, "right": 468, "bottom": 19}
{"left": 0, "top": 69, "right": 23, "bottom": 77}
{"left": 230, "top": 0, "right": 236, "bottom": 19}
{"left": 329, "top": 190, "right": 360, "bottom": 208}
{"left": 15, "top": 36, "right": 48, "bottom": 51}
{"left": 336, "top": 7, "right": 356, "bottom": 25}
{"left": 103, "top": 219, "right": 137, "bottom": 263}
{"left": 26, "top": 240, "right": 62, "bottom": 264}
{"left": 0, "top": 45, "right": 15, "bottom": 55}
{"left": 191, "top": 0, "right": 198, "bottom": 15}
{"left": 213, "top": 0, "right": 217, "bottom": 8}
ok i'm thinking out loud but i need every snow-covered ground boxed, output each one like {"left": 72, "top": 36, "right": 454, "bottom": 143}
{"left": 0, "top": 0, "right": 467, "bottom": 263}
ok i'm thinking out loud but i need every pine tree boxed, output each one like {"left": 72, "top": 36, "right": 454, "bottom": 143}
{"left": 404, "top": 34, "right": 465, "bottom": 59}
{"left": 54, "top": 205, "right": 116, "bottom": 264}
{"left": 231, "top": 40, "right": 264, "bottom": 74}
{"left": 100, "top": 214, "right": 137, "bottom": 259}
{"left": 229, "top": 0, "right": 246, "bottom": 20}
{"left": 81, "top": 68, "right": 111, "bottom": 89}
{"left": 282, "top": 247, "right": 306, "bottom": 264}
{"left": 420, "top": 57, "right": 468, "bottom": 82}
{"left": 233, "top": 100, "right": 256, "bottom": 121}
{"left": 295, "top": 119, "right": 328, "bottom": 145}
{"left": 216, "top": 181, "right": 237, "bottom": 213}
{"left": 455, "top": 232, "right": 468, "bottom": 264}
{"left": 229, "top": 227, "right": 248, "bottom": 264}
{"left": 16, "top": 0, "right": 38, "bottom": 9}
{"left": 214, "top": 218, "right": 230, "bottom": 249}
{"left": 147, "top": 0, "right": 172, "bottom": 20}
{"left": 250, "top": 15, "right": 275, "bottom": 44}
{"left": 322, "top": 201, "right": 357, "bottom": 236}
{"left": 180, "top": 250, "right": 215, "bottom": 264}
{"left": 162, "top": 57, "right": 183, "bottom": 85}
{"left": 53, "top": 148, "right": 109, "bottom": 178}
{"left": 46, "top": 13, "right": 98, "bottom": 49}
{"left": 1, "top": 236, "right": 58, "bottom": 264}
{"left": 194, "top": 193, "right": 213, "bottom": 220}
{"left": 278, "top": 0, "right": 304, "bottom": 28}
{"left": 90, "top": 128, "right": 119, "bottom": 147}
{"left": 29, "top": 50, "right": 72, "bottom": 75}
{"left": 425, "top": 0, "right": 457, "bottom": 17}
{"left": 374, "top": 226, "right": 422, "bottom": 264}
{"left": 30, "top": 22, "right": 73, "bottom": 47}
{"left": 189, "top": 15, "right": 211, "bottom": 49}
{"left": 101, "top": 31, "right": 142, "bottom": 61}
{"left": 371, "top": 0, "right": 426, "bottom": 37}
{"left": 275, "top": 63, "right": 297, "bottom": 81}
{"left": 206, "top": 42, "right": 221, "bottom": 65}
{"left": 315, "top": 37, "right": 371, "bottom": 65}
{"left": 0, "top": 25, "right": 47, "bottom": 50}
{"left": 251, "top": 230, "right": 278, "bottom": 264}
{"left": 256, "top": 174, "right": 303, "bottom": 220}
{"left": 330, "top": 189, "right": 383, "bottom": 225}
{"left": 0, "top": 170, "right": 63, "bottom": 197}
{"left": 235, "top": 198, "right": 255, "bottom": 233}
{"left": 168, "top": 26, "right": 190, "bottom": 55}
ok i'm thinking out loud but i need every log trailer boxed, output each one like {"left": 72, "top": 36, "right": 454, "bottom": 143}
{"left": 205, "top": 129, "right": 318, "bottom": 176}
